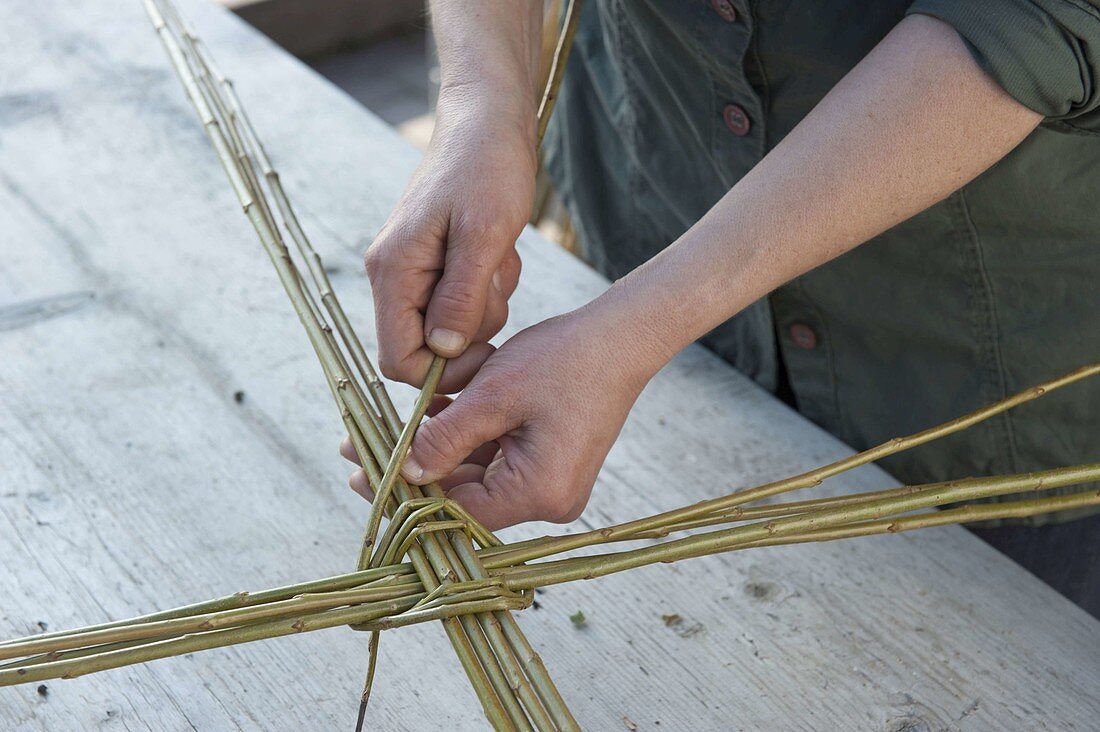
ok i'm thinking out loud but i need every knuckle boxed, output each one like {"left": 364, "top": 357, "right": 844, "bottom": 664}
{"left": 377, "top": 354, "right": 400, "bottom": 381}
{"left": 556, "top": 503, "right": 584, "bottom": 524}
{"left": 458, "top": 214, "right": 510, "bottom": 245}
{"left": 378, "top": 351, "right": 416, "bottom": 384}
{"left": 535, "top": 490, "right": 576, "bottom": 524}
{"left": 420, "top": 416, "right": 466, "bottom": 464}
{"left": 375, "top": 342, "right": 398, "bottom": 378}
{"left": 434, "top": 279, "right": 483, "bottom": 319}
{"left": 363, "top": 243, "right": 386, "bottom": 280}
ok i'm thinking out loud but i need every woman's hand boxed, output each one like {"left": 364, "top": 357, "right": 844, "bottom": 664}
{"left": 342, "top": 304, "right": 664, "bottom": 530}
{"left": 364, "top": 88, "right": 536, "bottom": 391}
{"left": 365, "top": 89, "right": 536, "bottom": 391}
{"left": 364, "top": 0, "right": 543, "bottom": 390}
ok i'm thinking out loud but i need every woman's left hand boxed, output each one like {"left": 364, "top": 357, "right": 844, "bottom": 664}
{"left": 341, "top": 305, "right": 661, "bottom": 530}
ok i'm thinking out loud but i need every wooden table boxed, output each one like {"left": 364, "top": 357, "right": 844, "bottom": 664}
{"left": 2, "top": 1, "right": 1098, "bottom": 729}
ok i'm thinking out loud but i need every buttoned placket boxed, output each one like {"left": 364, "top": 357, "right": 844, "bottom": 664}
{"left": 707, "top": 1, "right": 837, "bottom": 427}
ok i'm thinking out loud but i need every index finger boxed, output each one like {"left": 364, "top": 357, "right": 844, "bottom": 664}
{"left": 370, "top": 257, "right": 437, "bottom": 384}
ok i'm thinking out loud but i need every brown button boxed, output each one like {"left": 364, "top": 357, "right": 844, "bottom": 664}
{"left": 709, "top": 0, "right": 738, "bottom": 22}
{"left": 789, "top": 323, "right": 817, "bottom": 350}
{"left": 723, "top": 104, "right": 751, "bottom": 136}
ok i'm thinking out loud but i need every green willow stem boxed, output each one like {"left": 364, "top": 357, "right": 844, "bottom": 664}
{"left": 738, "top": 488, "right": 1100, "bottom": 549}
{"left": 147, "top": 2, "right": 524, "bottom": 726}
{"left": 2, "top": 462, "right": 1097, "bottom": 688}
{"left": 359, "top": 356, "right": 447, "bottom": 566}
{"left": 0, "top": 592, "right": 521, "bottom": 688}
{"left": 496, "top": 463, "right": 1100, "bottom": 591}
{"left": 181, "top": 8, "right": 540, "bottom": 728}
{"left": 0, "top": 577, "right": 413, "bottom": 663}
{"left": 0, "top": 565, "right": 406, "bottom": 649}
{"left": 537, "top": 0, "right": 582, "bottom": 144}
{"left": 348, "top": 1, "right": 589, "bottom": 726}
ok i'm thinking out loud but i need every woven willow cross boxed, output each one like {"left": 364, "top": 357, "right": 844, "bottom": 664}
{"left": 2, "top": 2, "right": 1098, "bottom": 729}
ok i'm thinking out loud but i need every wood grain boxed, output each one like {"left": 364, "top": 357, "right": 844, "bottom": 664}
{"left": 0, "top": 1, "right": 1097, "bottom": 729}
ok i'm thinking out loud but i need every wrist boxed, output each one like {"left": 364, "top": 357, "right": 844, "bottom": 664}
{"left": 574, "top": 280, "right": 684, "bottom": 393}
{"left": 434, "top": 83, "right": 537, "bottom": 162}
{"left": 579, "top": 229, "right": 746, "bottom": 387}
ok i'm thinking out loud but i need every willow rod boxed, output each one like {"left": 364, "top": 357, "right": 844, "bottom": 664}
{"left": 156, "top": 1, "right": 583, "bottom": 727}
{"left": 148, "top": 2, "right": 543, "bottom": 727}
{"left": 496, "top": 463, "right": 1100, "bottom": 590}
{"left": 3, "top": 463, "right": 1098, "bottom": 686}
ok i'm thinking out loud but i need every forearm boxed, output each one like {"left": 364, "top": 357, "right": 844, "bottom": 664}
{"left": 430, "top": 1, "right": 543, "bottom": 132}
{"left": 591, "top": 15, "right": 1041, "bottom": 378}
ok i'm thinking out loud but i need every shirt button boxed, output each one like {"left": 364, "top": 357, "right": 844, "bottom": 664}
{"left": 789, "top": 323, "right": 818, "bottom": 350}
{"left": 723, "top": 104, "right": 751, "bottom": 136}
{"left": 709, "top": 0, "right": 738, "bottom": 22}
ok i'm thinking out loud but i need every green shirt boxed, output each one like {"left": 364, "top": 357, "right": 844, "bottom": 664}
{"left": 544, "top": 0, "right": 1100, "bottom": 523}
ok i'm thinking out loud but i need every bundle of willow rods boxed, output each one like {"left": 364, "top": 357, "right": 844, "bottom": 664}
{"left": 2, "top": 1, "right": 1098, "bottom": 730}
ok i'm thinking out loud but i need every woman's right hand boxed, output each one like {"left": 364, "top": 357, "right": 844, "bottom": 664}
{"left": 364, "top": 84, "right": 537, "bottom": 391}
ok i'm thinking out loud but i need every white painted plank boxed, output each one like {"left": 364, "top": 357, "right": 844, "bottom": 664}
{"left": 0, "top": 1, "right": 1097, "bottom": 729}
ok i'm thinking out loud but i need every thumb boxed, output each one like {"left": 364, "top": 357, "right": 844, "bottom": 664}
{"left": 402, "top": 386, "right": 513, "bottom": 485}
{"left": 424, "top": 219, "right": 514, "bottom": 357}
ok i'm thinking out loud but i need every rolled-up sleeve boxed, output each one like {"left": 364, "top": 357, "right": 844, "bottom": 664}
{"left": 907, "top": 0, "right": 1100, "bottom": 132}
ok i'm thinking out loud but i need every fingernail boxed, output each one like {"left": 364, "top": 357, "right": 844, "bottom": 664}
{"left": 491, "top": 269, "right": 503, "bottom": 294}
{"left": 349, "top": 471, "right": 375, "bottom": 501}
{"left": 401, "top": 454, "right": 424, "bottom": 483}
{"left": 428, "top": 327, "right": 466, "bottom": 355}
